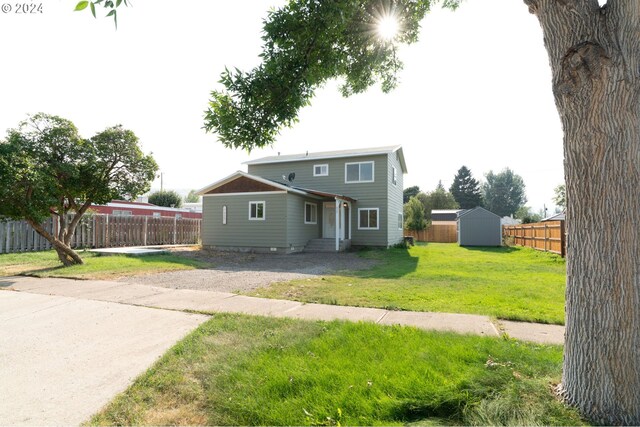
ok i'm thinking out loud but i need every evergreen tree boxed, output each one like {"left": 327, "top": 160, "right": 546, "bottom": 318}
{"left": 449, "top": 166, "right": 483, "bottom": 209}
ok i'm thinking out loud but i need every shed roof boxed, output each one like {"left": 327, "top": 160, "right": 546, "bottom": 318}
{"left": 457, "top": 206, "right": 501, "bottom": 220}
{"left": 541, "top": 212, "right": 565, "bottom": 222}
{"left": 244, "top": 145, "right": 408, "bottom": 173}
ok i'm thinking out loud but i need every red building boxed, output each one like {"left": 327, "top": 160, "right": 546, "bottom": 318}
{"left": 92, "top": 200, "right": 202, "bottom": 219}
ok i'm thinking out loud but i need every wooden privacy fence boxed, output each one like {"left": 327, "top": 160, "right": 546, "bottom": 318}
{"left": 0, "top": 214, "right": 201, "bottom": 254}
{"left": 404, "top": 224, "right": 458, "bottom": 243}
{"left": 502, "top": 220, "right": 566, "bottom": 257}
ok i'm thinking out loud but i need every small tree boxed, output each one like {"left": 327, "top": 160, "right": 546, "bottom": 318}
{"left": 148, "top": 190, "right": 183, "bottom": 208}
{"left": 482, "top": 168, "right": 527, "bottom": 217}
{"left": 403, "top": 185, "right": 420, "bottom": 204}
{"left": 553, "top": 184, "right": 566, "bottom": 209}
{"left": 185, "top": 189, "right": 200, "bottom": 203}
{"left": 403, "top": 197, "right": 427, "bottom": 231}
{"left": 450, "top": 166, "right": 483, "bottom": 209}
{"left": 515, "top": 206, "right": 543, "bottom": 224}
{"left": 0, "top": 114, "right": 158, "bottom": 266}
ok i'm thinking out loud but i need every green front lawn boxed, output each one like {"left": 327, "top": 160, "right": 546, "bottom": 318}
{"left": 250, "top": 243, "right": 567, "bottom": 325}
{"left": 0, "top": 249, "right": 209, "bottom": 279}
{"left": 89, "top": 314, "right": 584, "bottom": 426}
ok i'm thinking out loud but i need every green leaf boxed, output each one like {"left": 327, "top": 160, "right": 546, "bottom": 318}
{"left": 74, "top": 1, "right": 89, "bottom": 11}
{"left": 116, "top": 0, "right": 122, "bottom": 7}
{"left": 90, "top": 2, "right": 96, "bottom": 18}
{"left": 106, "top": 9, "right": 115, "bottom": 16}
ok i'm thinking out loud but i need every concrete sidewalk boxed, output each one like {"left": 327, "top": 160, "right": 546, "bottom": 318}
{"left": 0, "top": 276, "right": 564, "bottom": 345}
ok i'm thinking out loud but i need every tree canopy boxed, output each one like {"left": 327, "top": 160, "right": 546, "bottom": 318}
{"left": 204, "top": 0, "right": 459, "bottom": 150}
{"left": 148, "top": 190, "right": 183, "bottom": 208}
{"left": 449, "top": 166, "right": 483, "bottom": 209}
{"left": 403, "top": 185, "right": 420, "bottom": 204}
{"left": 553, "top": 184, "right": 565, "bottom": 209}
{"left": 185, "top": 189, "right": 200, "bottom": 203}
{"left": 403, "top": 197, "right": 427, "bottom": 231}
{"left": 481, "top": 168, "right": 526, "bottom": 218}
{"left": 0, "top": 113, "right": 157, "bottom": 265}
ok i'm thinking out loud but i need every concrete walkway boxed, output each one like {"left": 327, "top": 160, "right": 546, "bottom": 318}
{"left": 0, "top": 289, "right": 208, "bottom": 426}
{"left": 1, "top": 276, "right": 564, "bottom": 345}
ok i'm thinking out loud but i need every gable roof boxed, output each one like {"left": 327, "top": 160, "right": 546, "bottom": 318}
{"left": 541, "top": 212, "right": 565, "bottom": 222}
{"left": 457, "top": 206, "right": 501, "bottom": 220}
{"left": 244, "top": 145, "right": 408, "bottom": 173}
{"left": 196, "top": 171, "right": 356, "bottom": 202}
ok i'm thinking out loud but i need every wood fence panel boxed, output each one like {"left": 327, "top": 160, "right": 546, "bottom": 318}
{"left": 0, "top": 214, "right": 201, "bottom": 254}
{"left": 404, "top": 224, "right": 458, "bottom": 243}
{"left": 502, "top": 220, "right": 565, "bottom": 257}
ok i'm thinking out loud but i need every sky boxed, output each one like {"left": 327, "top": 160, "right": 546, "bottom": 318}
{"left": 0, "top": 0, "right": 564, "bottom": 213}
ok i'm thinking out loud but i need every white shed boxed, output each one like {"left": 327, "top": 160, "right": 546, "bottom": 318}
{"left": 457, "top": 207, "right": 502, "bottom": 246}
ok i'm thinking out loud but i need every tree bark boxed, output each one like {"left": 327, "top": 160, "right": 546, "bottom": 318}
{"left": 27, "top": 219, "right": 84, "bottom": 267}
{"left": 525, "top": 0, "right": 640, "bottom": 424}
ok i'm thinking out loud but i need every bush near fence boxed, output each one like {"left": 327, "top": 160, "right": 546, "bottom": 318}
{"left": 0, "top": 214, "right": 201, "bottom": 254}
{"left": 502, "top": 220, "right": 566, "bottom": 257}
{"left": 404, "top": 223, "right": 458, "bottom": 243}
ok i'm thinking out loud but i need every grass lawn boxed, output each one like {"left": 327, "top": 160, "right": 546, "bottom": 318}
{"left": 89, "top": 314, "right": 584, "bottom": 426}
{"left": 0, "top": 250, "right": 209, "bottom": 280}
{"left": 249, "top": 243, "right": 566, "bottom": 325}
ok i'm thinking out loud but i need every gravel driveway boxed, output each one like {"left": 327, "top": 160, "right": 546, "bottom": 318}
{"left": 119, "top": 248, "right": 377, "bottom": 293}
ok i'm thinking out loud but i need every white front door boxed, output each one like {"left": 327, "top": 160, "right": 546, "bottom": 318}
{"left": 323, "top": 203, "right": 336, "bottom": 238}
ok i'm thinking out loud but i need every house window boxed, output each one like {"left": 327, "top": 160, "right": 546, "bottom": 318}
{"left": 398, "top": 213, "right": 403, "bottom": 230}
{"left": 345, "top": 161, "right": 374, "bottom": 183}
{"left": 176, "top": 214, "right": 182, "bottom": 220}
{"left": 112, "top": 210, "right": 132, "bottom": 216}
{"left": 392, "top": 166, "right": 397, "bottom": 185}
{"left": 152, "top": 212, "right": 161, "bottom": 218}
{"left": 304, "top": 202, "right": 317, "bottom": 224}
{"left": 313, "top": 164, "right": 328, "bottom": 176}
{"left": 358, "top": 208, "right": 379, "bottom": 230}
{"left": 249, "top": 201, "right": 265, "bottom": 220}
{"left": 222, "top": 205, "right": 227, "bottom": 225}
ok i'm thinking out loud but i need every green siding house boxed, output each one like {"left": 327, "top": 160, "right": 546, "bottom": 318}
{"left": 197, "top": 146, "right": 407, "bottom": 252}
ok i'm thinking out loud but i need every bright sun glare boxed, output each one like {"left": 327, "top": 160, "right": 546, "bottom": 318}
{"left": 377, "top": 15, "right": 399, "bottom": 41}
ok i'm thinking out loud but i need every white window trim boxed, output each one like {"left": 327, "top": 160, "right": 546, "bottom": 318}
{"left": 392, "top": 166, "right": 397, "bottom": 186}
{"left": 304, "top": 202, "right": 318, "bottom": 224}
{"left": 313, "top": 164, "right": 329, "bottom": 177}
{"left": 248, "top": 201, "right": 266, "bottom": 221}
{"left": 345, "top": 161, "right": 375, "bottom": 184}
{"left": 398, "top": 212, "right": 403, "bottom": 230}
{"left": 222, "top": 205, "right": 227, "bottom": 225}
{"left": 358, "top": 208, "right": 380, "bottom": 230}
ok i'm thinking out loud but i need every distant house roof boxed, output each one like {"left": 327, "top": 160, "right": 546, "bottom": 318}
{"left": 431, "top": 209, "right": 463, "bottom": 221}
{"left": 196, "top": 171, "right": 356, "bottom": 202}
{"left": 244, "top": 145, "right": 408, "bottom": 173}
{"left": 542, "top": 212, "right": 565, "bottom": 222}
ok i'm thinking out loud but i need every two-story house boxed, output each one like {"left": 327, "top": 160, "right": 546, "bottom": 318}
{"left": 196, "top": 145, "right": 406, "bottom": 252}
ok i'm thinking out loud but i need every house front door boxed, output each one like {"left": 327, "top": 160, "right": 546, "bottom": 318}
{"left": 323, "top": 203, "right": 336, "bottom": 238}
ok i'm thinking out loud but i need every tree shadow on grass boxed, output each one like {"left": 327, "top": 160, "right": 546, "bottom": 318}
{"left": 346, "top": 247, "right": 420, "bottom": 279}
{"left": 460, "top": 246, "right": 520, "bottom": 254}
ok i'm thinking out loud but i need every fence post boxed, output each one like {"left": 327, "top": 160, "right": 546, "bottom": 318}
{"left": 173, "top": 216, "right": 177, "bottom": 245}
{"left": 143, "top": 216, "right": 148, "bottom": 246}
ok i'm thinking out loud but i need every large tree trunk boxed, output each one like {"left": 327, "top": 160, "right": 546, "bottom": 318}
{"left": 525, "top": 0, "right": 640, "bottom": 424}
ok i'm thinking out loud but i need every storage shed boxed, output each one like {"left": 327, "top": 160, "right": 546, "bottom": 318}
{"left": 457, "top": 207, "right": 502, "bottom": 246}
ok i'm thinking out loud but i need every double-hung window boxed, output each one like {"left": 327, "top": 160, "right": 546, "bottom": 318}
{"left": 249, "top": 201, "right": 265, "bottom": 220}
{"left": 313, "top": 164, "right": 328, "bottom": 176}
{"left": 304, "top": 202, "right": 317, "bottom": 224}
{"left": 345, "top": 161, "right": 374, "bottom": 183}
{"left": 392, "top": 166, "right": 397, "bottom": 185}
{"left": 358, "top": 208, "right": 379, "bottom": 230}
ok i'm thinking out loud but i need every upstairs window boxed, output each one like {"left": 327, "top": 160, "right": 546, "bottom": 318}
{"left": 398, "top": 213, "right": 403, "bottom": 230}
{"left": 392, "top": 166, "right": 397, "bottom": 185}
{"left": 304, "top": 202, "right": 317, "bottom": 224}
{"left": 345, "top": 161, "right": 374, "bottom": 183}
{"left": 313, "top": 164, "right": 329, "bottom": 176}
{"left": 249, "top": 201, "right": 265, "bottom": 220}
